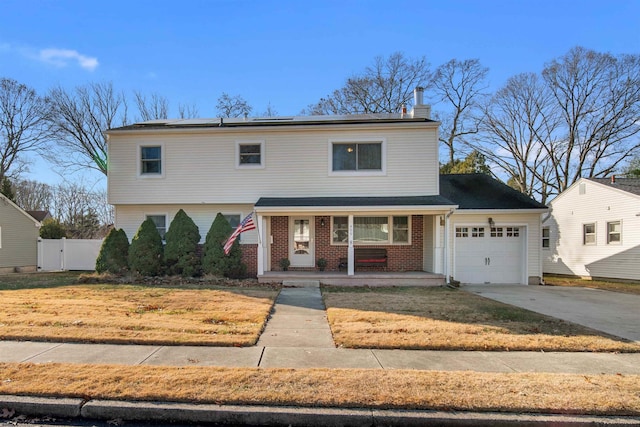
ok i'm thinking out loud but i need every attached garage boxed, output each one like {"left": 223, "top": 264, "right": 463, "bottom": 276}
{"left": 453, "top": 224, "right": 525, "bottom": 284}
{"left": 440, "top": 174, "right": 547, "bottom": 286}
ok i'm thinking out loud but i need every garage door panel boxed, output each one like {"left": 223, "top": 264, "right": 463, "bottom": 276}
{"left": 455, "top": 226, "right": 524, "bottom": 285}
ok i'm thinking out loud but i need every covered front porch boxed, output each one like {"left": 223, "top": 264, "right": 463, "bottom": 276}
{"left": 253, "top": 195, "right": 457, "bottom": 281}
{"left": 258, "top": 270, "right": 446, "bottom": 286}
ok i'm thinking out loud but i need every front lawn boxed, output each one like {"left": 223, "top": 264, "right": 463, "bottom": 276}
{"left": 0, "top": 273, "right": 278, "bottom": 346}
{"left": 323, "top": 286, "right": 640, "bottom": 352}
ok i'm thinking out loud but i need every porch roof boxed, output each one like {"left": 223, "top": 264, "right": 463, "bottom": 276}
{"left": 254, "top": 195, "right": 457, "bottom": 214}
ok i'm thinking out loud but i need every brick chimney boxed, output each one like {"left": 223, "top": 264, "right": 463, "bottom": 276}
{"left": 410, "top": 87, "right": 431, "bottom": 119}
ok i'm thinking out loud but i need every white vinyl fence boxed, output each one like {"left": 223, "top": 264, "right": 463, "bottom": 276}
{"left": 38, "top": 238, "right": 103, "bottom": 271}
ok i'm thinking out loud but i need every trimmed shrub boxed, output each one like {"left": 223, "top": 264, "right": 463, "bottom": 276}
{"left": 164, "top": 209, "right": 201, "bottom": 277}
{"left": 128, "top": 218, "right": 164, "bottom": 276}
{"left": 202, "top": 213, "right": 246, "bottom": 278}
{"left": 95, "top": 228, "right": 129, "bottom": 274}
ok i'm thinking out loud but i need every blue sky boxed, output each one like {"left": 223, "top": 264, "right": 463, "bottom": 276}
{"left": 1, "top": 0, "right": 639, "bottom": 185}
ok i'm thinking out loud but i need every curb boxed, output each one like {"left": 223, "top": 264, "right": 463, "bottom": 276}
{"left": 2, "top": 395, "right": 640, "bottom": 426}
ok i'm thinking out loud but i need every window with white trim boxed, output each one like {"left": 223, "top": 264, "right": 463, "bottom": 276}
{"left": 583, "top": 223, "right": 596, "bottom": 245}
{"left": 140, "top": 146, "right": 162, "bottom": 175}
{"left": 330, "top": 140, "right": 384, "bottom": 173}
{"left": 331, "top": 216, "right": 410, "bottom": 245}
{"left": 542, "top": 227, "right": 550, "bottom": 249}
{"left": 607, "top": 221, "right": 621, "bottom": 244}
{"left": 146, "top": 215, "right": 167, "bottom": 240}
{"left": 223, "top": 214, "right": 241, "bottom": 241}
{"left": 236, "top": 141, "right": 264, "bottom": 168}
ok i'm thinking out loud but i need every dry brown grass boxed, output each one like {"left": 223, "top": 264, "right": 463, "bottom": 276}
{"left": 0, "top": 284, "right": 278, "bottom": 346}
{"left": 323, "top": 286, "right": 640, "bottom": 352}
{"left": 0, "top": 363, "right": 638, "bottom": 415}
{"left": 544, "top": 275, "right": 640, "bottom": 295}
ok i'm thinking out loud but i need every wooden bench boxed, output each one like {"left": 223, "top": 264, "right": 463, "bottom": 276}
{"left": 339, "top": 248, "right": 388, "bottom": 270}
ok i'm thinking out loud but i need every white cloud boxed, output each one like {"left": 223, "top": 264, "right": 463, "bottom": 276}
{"left": 38, "top": 48, "right": 99, "bottom": 71}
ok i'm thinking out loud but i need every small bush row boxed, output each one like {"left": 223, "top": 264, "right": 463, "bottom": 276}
{"left": 96, "top": 210, "right": 246, "bottom": 278}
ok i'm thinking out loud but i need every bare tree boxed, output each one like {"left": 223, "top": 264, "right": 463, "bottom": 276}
{"left": 216, "top": 93, "right": 253, "bottom": 118}
{"left": 261, "top": 102, "right": 278, "bottom": 117}
{"left": 0, "top": 78, "right": 49, "bottom": 183}
{"left": 477, "top": 73, "right": 559, "bottom": 203}
{"left": 12, "top": 179, "right": 53, "bottom": 211}
{"left": 46, "top": 81, "right": 128, "bottom": 175}
{"left": 432, "top": 59, "right": 489, "bottom": 164}
{"left": 134, "top": 91, "right": 169, "bottom": 121}
{"left": 178, "top": 102, "right": 200, "bottom": 119}
{"left": 542, "top": 47, "right": 640, "bottom": 193}
{"left": 305, "top": 52, "right": 432, "bottom": 115}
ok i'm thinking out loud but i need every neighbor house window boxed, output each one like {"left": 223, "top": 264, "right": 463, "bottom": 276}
{"left": 542, "top": 227, "right": 550, "bottom": 249}
{"left": 330, "top": 140, "right": 385, "bottom": 173}
{"left": 331, "top": 216, "right": 409, "bottom": 244}
{"left": 146, "top": 215, "right": 167, "bottom": 240}
{"left": 607, "top": 221, "right": 621, "bottom": 244}
{"left": 583, "top": 223, "right": 596, "bottom": 245}
{"left": 140, "top": 146, "right": 162, "bottom": 175}
{"left": 236, "top": 141, "right": 264, "bottom": 168}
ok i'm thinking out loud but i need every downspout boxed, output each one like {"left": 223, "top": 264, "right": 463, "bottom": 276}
{"left": 443, "top": 208, "right": 455, "bottom": 285}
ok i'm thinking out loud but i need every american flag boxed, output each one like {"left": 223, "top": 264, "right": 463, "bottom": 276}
{"left": 223, "top": 212, "right": 256, "bottom": 255}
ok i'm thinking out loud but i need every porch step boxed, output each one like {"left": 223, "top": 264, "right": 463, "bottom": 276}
{"left": 282, "top": 280, "right": 320, "bottom": 288}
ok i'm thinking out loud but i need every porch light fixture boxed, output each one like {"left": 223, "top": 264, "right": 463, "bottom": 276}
{"left": 320, "top": 218, "right": 325, "bottom": 227}
{"left": 488, "top": 217, "right": 495, "bottom": 228}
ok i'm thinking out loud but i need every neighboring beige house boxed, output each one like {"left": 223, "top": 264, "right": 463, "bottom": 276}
{"left": 543, "top": 177, "right": 640, "bottom": 281}
{"left": 106, "top": 88, "right": 547, "bottom": 285}
{"left": 0, "top": 193, "right": 41, "bottom": 273}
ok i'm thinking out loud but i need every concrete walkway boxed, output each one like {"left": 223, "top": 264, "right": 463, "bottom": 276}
{"left": 464, "top": 284, "right": 640, "bottom": 342}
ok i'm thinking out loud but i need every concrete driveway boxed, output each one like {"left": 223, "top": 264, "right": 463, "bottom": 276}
{"left": 463, "top": 284, "right": 640, "bottom": 343}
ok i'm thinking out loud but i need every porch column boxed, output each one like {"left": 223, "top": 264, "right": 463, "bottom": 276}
{"left": 348, "top": 214, "right": 354, "bottom": 276}
{"left": 257, "top": 214, "right": 265, "bottom": 276}
{"left": 443, "top": 212, "right": 451, "bottom": 284}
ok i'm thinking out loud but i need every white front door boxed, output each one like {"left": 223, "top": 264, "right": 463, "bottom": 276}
{"left": 290, "top": 217, "right": 314, "bottom": 267}
{"left": 454, "top": 225, "right": 525, "bottom": 284}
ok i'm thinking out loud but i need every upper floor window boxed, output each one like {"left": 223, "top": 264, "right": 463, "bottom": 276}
{"left": 542, "top": 227, "right": 550, "bottom": 249}
{"left": 583, "top": 223, "right": 596, "bottom": 245}
{"left": 140, "top": 146, "right": 162, "bottom": 175}
{"left": 146, "top": 214, "right": 167, "bottom": 240}
{"left": 329, "top": 139, "right": 385, "bottom": 175}
{"left": 607, "top": 221, "right": 621, "bottom": 244}
{"left": 236, "top": 141, "right": 264, "bottom": 168}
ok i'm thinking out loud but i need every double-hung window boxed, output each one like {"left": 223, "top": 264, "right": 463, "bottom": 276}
{"left": 146, "top": 214, "right": 167, "bottom": 240}
{"left": 236, "top": 141, "right": 264, "bottom": 168}
{"left": 583, "top": 223, "right": 596, "bottom": 245}
{"left": 542, "top": 227, "right": 550, "bottom": 249}
{"left": 330, "top": 139, "right": 385, "bottom": 174}
{"left": 607, "top": 221, "right": 621, "bottom": 244}
{"left": 140, "top": 146, "right": 162, "bottom": 175}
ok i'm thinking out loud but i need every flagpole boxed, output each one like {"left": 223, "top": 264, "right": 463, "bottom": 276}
{"left": 254, "top": 210, "right": 263, "bottom": 246}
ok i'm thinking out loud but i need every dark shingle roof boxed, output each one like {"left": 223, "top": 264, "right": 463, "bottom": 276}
{"left": 439, "top": 174, "right": 547, "bottom": 210}
{"left": 587, "top": 177, "right": 640, "bottom": 196}
{"left": 255, "top": 195, "right": 455, "bottom": 208}
{"left": 26, "top": 210, "right": 51, "bottom": 222}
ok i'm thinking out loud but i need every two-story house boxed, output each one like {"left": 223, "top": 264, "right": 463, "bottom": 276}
{"left": 106, "top": 89, "right": 546, "bottom": 285}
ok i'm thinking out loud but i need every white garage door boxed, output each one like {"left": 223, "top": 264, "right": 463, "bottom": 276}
{"left": 454, "top": 226, "right": 525, "bottom": 284}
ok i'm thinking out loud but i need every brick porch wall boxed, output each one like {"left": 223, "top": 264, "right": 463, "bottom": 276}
{"left": 269, "top": 215, "right": 424, "bottom": 272}
{"left": 241, "top": 244, "right": 258, "bottom": 277}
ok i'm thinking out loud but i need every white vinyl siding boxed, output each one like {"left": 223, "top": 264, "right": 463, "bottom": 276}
{"left": 116, "top": 204, "right": 259, "bottom": 245}
{"left": 543, "top": 178, "right": 640, "bottom": 281}
{"left": 108, "top": 125, "right": 439, "bottom": 204}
